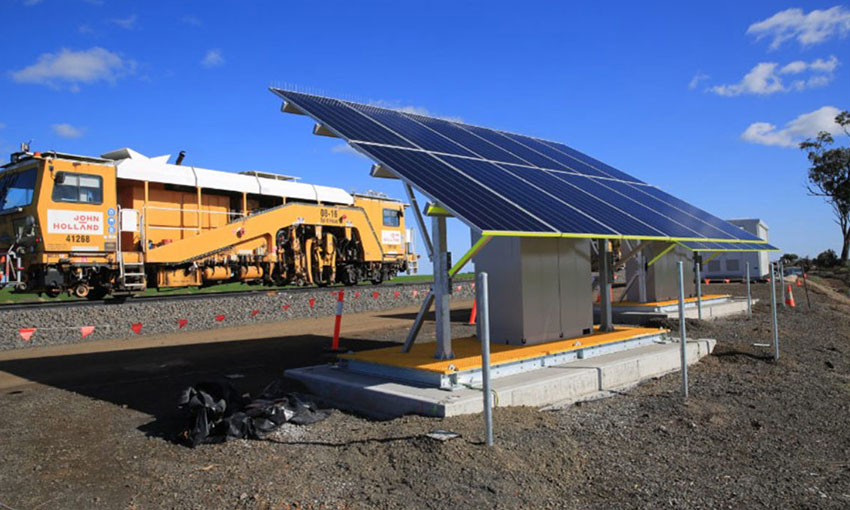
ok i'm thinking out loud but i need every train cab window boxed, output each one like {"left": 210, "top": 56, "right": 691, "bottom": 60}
{"left": 52, "top": 172, "right": 103, "bottom": 204}
{"left": 382, "top": 208, "right": 400, "bottom": 227}
{"left": 0, "top": 168, "right": 37, "bottom": 211}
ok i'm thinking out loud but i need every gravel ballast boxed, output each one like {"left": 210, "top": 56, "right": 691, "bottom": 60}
{"left": 0, "top": 281, "right": 474, "bottom": 350}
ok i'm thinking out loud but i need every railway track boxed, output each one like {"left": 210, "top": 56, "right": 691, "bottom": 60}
{"left": 0, "top": 279, "right": 455, "bottom": 312}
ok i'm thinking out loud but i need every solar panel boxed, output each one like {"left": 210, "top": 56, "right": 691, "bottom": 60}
{"left": 272, "top": 88, "right": 770, "bottom": 246}
{"left": 679, "top": 241, "right": 778, "bottom": 252}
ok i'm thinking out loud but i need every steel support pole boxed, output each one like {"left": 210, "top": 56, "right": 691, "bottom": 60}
{"left": 779, "top": 261, "right": 786, "bottom": 307}
{"left": 401, "top": 289, "right": 434, "bottom": 353}
{"left": 404, "top": 184, "right": 433, "bottom": 261}
{"left": 746, "top": 262, "right": 752, "bottom": 319}
{"left": 695, "top": 256, "right": 703, "bottom": 320}
{"left": 770, "top": 262, "right": 780, "bottom": 361}
{"left": 432, "top": 215, "right": 453, "bottom": 360}
{"left": 477, "top": 272, "right": 494, "bottom": 447}
{"left": 637, "top": 251, "right": 647, "bottom": 303}
{"left": 677, "top": 261, "right": 688, "bottom": 398}
{"left": 598, "top": 239, "right": 613, "bottom": 332}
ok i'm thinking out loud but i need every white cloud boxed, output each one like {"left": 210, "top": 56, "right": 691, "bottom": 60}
{"left": 332, "top": 143, "right": 366, "bottom": 158}
{"left": 747, "top": 6, "right": 850, "bottom": 49}
{"left": 111, "top": 15, "right": 137, "bottom": 30}
{"left": 709, "top": 57, "right": 838, "bottom": 96}
{"left": 52, "top": 123, "right": 84, "bottom": 139}
{"left": 10, "top": 47, "right": 135, "bottom": 90}
{"left": 741, "top": 106, "right": 844, "bottom": 147}
{"left": 78, "top": 24, "right": 95, "bottom": 35}
{"left": 201, "top": 49, "right": 224, "bottom": 68}
{"left": 688, "top": 72, "right": 710, "bottom": 90}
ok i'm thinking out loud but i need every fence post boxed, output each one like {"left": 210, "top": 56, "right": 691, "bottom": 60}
{"left": 677, "top": 261, "right": 688, "bottom": 398}
{"left": 477, "top": 272, "right": 494, "bottom": 446}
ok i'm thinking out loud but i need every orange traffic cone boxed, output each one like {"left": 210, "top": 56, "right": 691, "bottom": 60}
{"left": 785, "top": 284, "right": 796, "bottom": 308}
{"left": 724, "top": 278, "right": 730, "bottom": 284}
{"left": 704, "top": 278, "right": 710, "bottom": 284}
{"left": 469, "top": 299, "right": 477, "bottom": 325}
{"left": 796, "top": 278, "right": 802, "bottom": 287}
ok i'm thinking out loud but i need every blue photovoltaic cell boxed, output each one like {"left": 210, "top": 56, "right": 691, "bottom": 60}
{"left": 343, "top": 102, "right": 479, "bottom": 158}
{"left": 279, "top": 91, "right": 414, "bottom": 148}
{"left": 598, "top": 178, "right": 737, "bottom": 240}
{"left": 403, "top": 113, "right": 528, "bottom": 165}
{"left": 498, "top": 132, "right": 610, "bottom": 179}
{"left": 633, "top": 185, "right": 765, "bottom": 242}
{"left": 439, "top": 156, "right": 618, "bottom": 236}
{"left": 538, "top": 139, "right": 644, "bottom": 183}
{"left": 540, "top": 171, "right": 711, "bottom": 239}
{"left": 354, "top": 144, "right": 554, "bottom": 233}
{"left": 460, "top": 124, "right": 573, "bottom": 170}
{"left": 680, "top": 241, "right": 777, "bottom": 251}
{"left": 493, "top": 163, "right": 665, "bottom": 238}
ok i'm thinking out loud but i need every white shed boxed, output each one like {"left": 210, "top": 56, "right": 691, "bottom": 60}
{"left": 702, "top": 219, "right": 770, "bottom": 280}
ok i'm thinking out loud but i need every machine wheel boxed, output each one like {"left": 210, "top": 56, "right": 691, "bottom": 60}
{"left": 73, "top": 283, "right": 91, "bottom": 299}
{"left": 46, "top": 287, "right": 62, "bottom": 298}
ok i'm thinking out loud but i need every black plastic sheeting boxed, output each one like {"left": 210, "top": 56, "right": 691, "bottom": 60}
{"left": 178, "top": 379, "right": 331, "bottom": 447}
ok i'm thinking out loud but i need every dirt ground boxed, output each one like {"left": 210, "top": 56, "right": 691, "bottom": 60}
{"left": 1, "top": 281, "right": 849, "bottom": 509}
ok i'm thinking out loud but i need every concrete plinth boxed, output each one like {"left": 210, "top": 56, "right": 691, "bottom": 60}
{"left": 594, "top": 296, "right": 757, "bottom": 325}
{"left": 286, "top": 338, "right": 716, "bottom": 418}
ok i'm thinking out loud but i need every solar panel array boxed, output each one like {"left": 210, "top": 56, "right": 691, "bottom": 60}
{"left": 271, "top": 89, "right": 767, "bottom": 245}
{"left": 679, "top": 241, "right": 777, "bottom": 252}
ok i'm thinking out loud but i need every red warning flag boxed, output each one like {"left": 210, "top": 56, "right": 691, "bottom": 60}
{"left": 372, "top": 291, "right": 379, "bottom": 299}
{"left": 282, "top": 304, "right": 291, "bottom": 311}
{"left": 251, "top": 309, "right": 259, "bottom": 317}
{"left": 18, "top": 328, "right": 35, "bottom": 342}
{"left": 215, "top": 314, "right": 226, "bottom": 322}
{"left": 177, "top": 319, "right": 188, "bottom": 329}
{"left": 131, "top": 323, "right": 143, "bottom": 334}
{"left": 308, "top": 298, "right": 316, "bottom": 308}
{"left": 80, "top": 326, "right": 95, "bottom": 338}
{"left": 394, "top": 291, "right": 400, "bottom": 299}
{"left": 354, "top": 291, "right": 360, "bottom": 298}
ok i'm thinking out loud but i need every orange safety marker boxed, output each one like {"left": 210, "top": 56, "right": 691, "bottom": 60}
{"left": 18, "top": 328, "right": 36, "bottom": 342}
{"left": 177, "top": 319, "right": 188, "bottom": 329}
{"left": 282, "top": 304, "right": 291, "bottom": 311}
{"left": 412, "top": 290, "right": 418, "bottom": 298}
{"left": 331, "top": 289, "right": 345, "bottom": 350}
{"left": 785, "top": 284, "right": 796, "bottom": 308}
{"left": 354, "top": 291, "right": 360, "bottom": 298}
{"left": 308, "top": 298, "right": 316, "bottom": 308}
{"left": 394, "top": 291, "right": 400, "bottom": 299}
{"left": 724, "top": 278, "right": 730, "bottom": 284}
{"left": 80, "top": 326, "right": 95, "bottom": 338}
{"left": 796, "top": 278, "right": 802, "bottom": 287}
{"left": 215, "top": 314, "right": 226, "bottom": 322}
{"left": 704, "top": 278, "right": 710, "bottom": 284}
{"left": 372, "top": 291, "right": 379, "bottom": 299}
{"left": 468, "top": 299, "right": 477, "bottom": 325}
{"left": 250, "top": 309, "right": 259, "bottom": 317}
{"left": 131, "top": 323, "right": 143, "bottom": 334}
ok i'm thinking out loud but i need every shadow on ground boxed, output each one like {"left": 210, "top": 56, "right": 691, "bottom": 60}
{"left": 0, "top": 333, "right": 396, "bottom": 442}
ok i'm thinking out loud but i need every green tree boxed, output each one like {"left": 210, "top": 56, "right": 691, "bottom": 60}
{"left": 800, "top": 110, "right": 850, "bottom": 262}
{"left": 779, "top": 253, "right": 799, "bottom": 265}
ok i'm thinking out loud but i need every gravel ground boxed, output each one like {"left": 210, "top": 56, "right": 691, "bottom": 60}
{"left": 0, "top": 281, "right": 474, "bottom": 350}
{"left": 0, "top": 280, "right": 849, "bottom": 509}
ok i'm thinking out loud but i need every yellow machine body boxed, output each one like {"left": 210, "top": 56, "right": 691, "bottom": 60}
{"left": 0, "top": 149, "right": 416, "bottom": 298}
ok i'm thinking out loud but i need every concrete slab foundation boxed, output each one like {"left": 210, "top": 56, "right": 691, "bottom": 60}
{"left": 286, "top": 338, "right": 716, "bottom": 418}
{"left": 594, "top": 296, "right": 757, "bottom": 325}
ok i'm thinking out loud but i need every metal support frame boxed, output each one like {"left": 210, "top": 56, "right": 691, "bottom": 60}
{"left": 477, "top": 272, "right": 494, "bottom": 446}
{"left": 450, "top": 235, "right": 491, "bottom": 277}
{"left": 615, "top": 240, "right": 651, "bottom": 271}
{"left": 677, "top": 261, "right": 688, "bottom": 398}
{"left": 779, "top": 260, "right": 786, "bottom": 307}
{"left": 702, "top": 252, "right": 720, "bottom": 265}
{"left": 770, "top": 261, "right": 780, "bottom": 361}
{"left": 404, "top": 184, "right": 433, "bottom": 261}
{"left": 598, "top": 239, "right": 614, "bottom": 332}
{"left": 695, "top": 254, "right": 703, "bottom": 320}
{"left": 746, "top": 262, "right": 752, "bottom": 318}
{"left": 432, "top": 215, "right": 453, "bottom": 360}
{"left": 647, "top": 242, "right": 676, "bottom": 267}
{"left": 401, "top": 289, "right": 434, "bottom": 353}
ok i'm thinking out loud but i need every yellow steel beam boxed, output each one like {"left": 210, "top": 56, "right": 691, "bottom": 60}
{"left": 702, "top": 252, "right": 720, "bottom": 264}
{"left": 424, "top": 203, "right": 452, "bottom": 217}
{"left": 449, "top": 235, "right": 491, "bottom": 277}
{"left": 646, "top": 242, "right": 677, "bottom": 267}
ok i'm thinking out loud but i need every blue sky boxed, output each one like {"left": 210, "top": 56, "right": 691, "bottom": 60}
{"left": 1, "top": 1, "right": 848, "bottom": 273}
